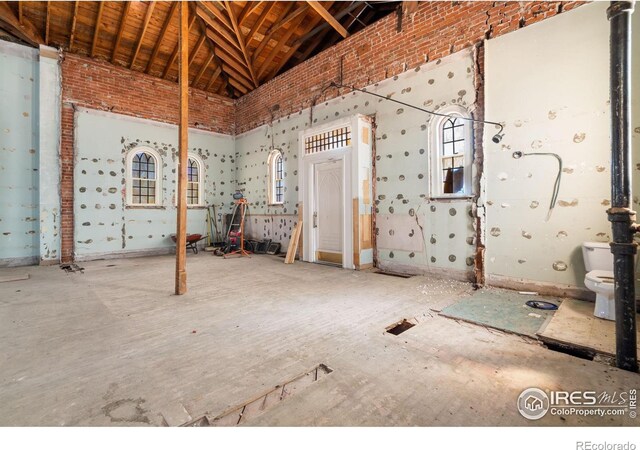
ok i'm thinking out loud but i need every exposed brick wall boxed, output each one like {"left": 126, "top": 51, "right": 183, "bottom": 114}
{"left": 61, "top": 53, "right": 235, "bottom": 134}
{"left": 59, "top": 53, "right": 235, "bottom": 262}
{"left": 235, "top": 1, "right": 584, "bottom": 134}
{"left": 60, "top": 103, "right": 74, "bottom": 263}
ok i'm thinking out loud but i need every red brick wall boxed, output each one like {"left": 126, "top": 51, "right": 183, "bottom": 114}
{"left": 60, "top": 103, "right": 75, "bottom": 263}
{"left": 59, "top": 53, "right": 235, "bottom": 262}
{"left": 235, "top": 1, "right": 584, "bottom": 134}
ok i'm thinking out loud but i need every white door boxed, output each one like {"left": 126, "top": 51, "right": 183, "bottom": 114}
{"left": 314, "top": 160, "right": 343, "bottom": 265}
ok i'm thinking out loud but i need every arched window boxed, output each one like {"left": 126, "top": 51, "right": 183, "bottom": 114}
{"left": 430, "top": 106, "right": 473, "bottom": 198}
{"left": 268, "top": 149, "right": 284, "bottom": 205}
{"left": 187, "top": 156, "right": 203, "bottom": 206}
{"left": 126, "top": 147, "right": 162, "bottom": 206}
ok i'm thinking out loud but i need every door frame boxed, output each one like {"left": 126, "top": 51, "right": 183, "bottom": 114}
{"left": 313, "top": 158, "right": 346, "bottom": 266}
{"left": 299, "top": 117, "right": 354, "bottom": 269}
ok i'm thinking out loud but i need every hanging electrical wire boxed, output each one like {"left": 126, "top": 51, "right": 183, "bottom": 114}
{"left": 327, "top": 81, "right": 505, "bottom": 143}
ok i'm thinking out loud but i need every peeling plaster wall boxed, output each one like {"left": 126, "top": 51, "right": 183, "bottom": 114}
{"left": 484, "top": 2, "right": 613, "bottom": 293}
{"left": 38, "top": 46, "right": 62, "bottom": 264}
{"left": 234, "top": 121, "right": 300, "bottom": 250}
{"left": 235, "top": 49, "right": 476, "bottom": 276}
{"left": 0, "top": 41, "right": 39, "bottom": 266}
{"left": 73, "top": 109, "right": 234, "bottom": 260}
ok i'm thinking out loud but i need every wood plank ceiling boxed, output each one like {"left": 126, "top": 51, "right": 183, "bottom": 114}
{"left": 0, "top": 1, "right": 399, "bottom": 99}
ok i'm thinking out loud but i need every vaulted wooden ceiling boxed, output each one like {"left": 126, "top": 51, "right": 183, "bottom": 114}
{"left": 0, "top": 1, "right": 399, "bottom": 98}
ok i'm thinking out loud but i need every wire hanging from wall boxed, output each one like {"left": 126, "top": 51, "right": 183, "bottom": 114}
{"left": 325, "top": 81, "right": 506, "bottom": 143}
{"left": 512, "top": 151, "right": 563, "bottom": 221}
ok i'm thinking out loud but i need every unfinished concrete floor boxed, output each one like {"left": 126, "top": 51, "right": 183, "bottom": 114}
{"left": 0, "top": 254, "right": 638, "bottom": 426}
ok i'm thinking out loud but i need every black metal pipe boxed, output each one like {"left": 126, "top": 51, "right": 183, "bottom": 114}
{"left": 607, "top": 1, "right": 638, "bottom": 373}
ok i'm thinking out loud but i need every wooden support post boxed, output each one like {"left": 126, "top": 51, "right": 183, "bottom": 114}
{"left": 175, "top": 1, "right": 189, "bottom": 295}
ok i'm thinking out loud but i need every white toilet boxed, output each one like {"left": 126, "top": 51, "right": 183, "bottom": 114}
{"left": 582, "top": 242, "right": 615, "bottom": 321}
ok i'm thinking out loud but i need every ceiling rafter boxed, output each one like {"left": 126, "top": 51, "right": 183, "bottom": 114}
{"left": 306, "top": 0, "right": 349, "bottom": 38}
{"left": 91, "top": 1, "right": 105, "bottom": 57}
{"left": 204, "top": 27, "right": 249, "bottom": 73}
{"left": 206, "top": 65, "right": 223, "bottom": 91}
{"left": 199, "top": 1, "right": 233, "bottom": 31}
{"left": 237, "top": 1, "right": 262, "bottom": 24}
{"left": 130, "top": 1, "right": 157, "bottom": 69}
{"left": 195, "top": 5, "right": 242, "bottom": 53}
{"left": 146, "top": 1, "right": 178, "bottom": 74}
{"left": 256, "top": 10, "right": 307, "bottom": 80}
{"left": 251, "top": 2, "right": 300, "bottom": 64}
{"left": 163, "top": 10, "right": 196, "bottom": 79}
{"left": 244, "top": 0, "right": 275, "bottom": 44}
{"left": 266, "top": 1, "right": 335, "bottom": 81}
{"left": 188, "top": 32, "right": 207, "bottom": 67}
{"left": 222, "top": 0, "right": 258, "bottom": 87}
{"left": 0, "top": 1, "right": 43, "bottom": 47}
{"left": 192, "top": 51, "right": 215, "bottom": 88}
{"left": 293, "top": 1, "right": 363, "bottom": 47}
{"left": 191, "top": 4, "right": 229, "bottom": 95}
{"left": 111, "top": 1, "right": 131, "bottom": 63}
{"left": 45, "top": 0, "right": 50, "bottom": 45}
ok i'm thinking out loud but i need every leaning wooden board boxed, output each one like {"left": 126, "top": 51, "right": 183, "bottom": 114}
{"left": 285, "top": 221, "right": 303, "bottom": 264}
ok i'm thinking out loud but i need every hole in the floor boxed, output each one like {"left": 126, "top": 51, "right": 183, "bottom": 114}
{"left": 386, "top": 319, "right": 416, "bottom": 335}
{"left": 375, "top": 270, "right": 414, "bottom": 278}
{"left": 182, "top": 363, "right": 333, "bottom": 427}
{"left": 60, "top": 263, "right": 84, "bottom": 273}
{"left": 106, "top": 264, "right": 116, "bottom": 267}
{"left": 544, "top": 342, "right": 595, "bottom": 361}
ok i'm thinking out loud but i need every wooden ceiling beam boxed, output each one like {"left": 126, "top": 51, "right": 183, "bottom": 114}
{"left": 17, "top": 1, "right": 22, "bottom": 23}
{"left": 212, "top": 46, "right": 255, "bottom": 90}
{"left": 188, "top": 32, "right": 206, "bottom": 67}
{"left": 293, "top": 1, "right": 363, "bottom": 47}
{"left": 256, "top": 12, "right": 307, "bottom": 80}
{"left": 237, "top": 1, "right": 262, "bottom": 25}
{"left": 45, "top": 1, "right": 50, "bottom": 45}
{"left": 195, "top": 5, "right": 241, "bottom": 52}
{"left": 163, "top": 12, "right": 197, "bottom": 79}
{"left": 91, "top": 1, "right": 105, "bottom": 57}
{"left": 199, "top": 1, "right": 233, "bottom": 32}
{"left": 223, "top": 0, "right": 258, "bottom": 87}
{"left": 130, "top": 1, "right": 157, "bottom": 69}
{"left": 204, "top": 27, "right": 248, "bottom": 72}
{"left": 244, "top": 0, "right": 275, "bottom": 43}
{"left": 306, "top": 1, "right": 349, "bottom": 38}
{"left": 192, "top": 52, "right": 214, "bottom": 88}
{"left": 227, "top": 77, "right": 248, "bottom": 95}
{"left": 0, "top": 1, "right": 44, "bottom": 47}
{"left": 205, "top": 65, "right": 222, "bottom": 91}
{"left": 112, "top": 1, "right": 130, "bottom": 63}
{"left": 265, "top": 2, "right": 334, "bottom": 81}
{"left": 251, "top": 2, "right": 300, "bottom": 64}
{"left": 146, "top": 1, "right": 177, "bottom": 74}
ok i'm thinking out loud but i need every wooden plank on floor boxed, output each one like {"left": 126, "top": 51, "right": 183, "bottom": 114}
{"left": 285, "top": 221, "right": 302, "bottom": 264}
{"left": 0, "top": 273, "right": 29, "bottom": 283}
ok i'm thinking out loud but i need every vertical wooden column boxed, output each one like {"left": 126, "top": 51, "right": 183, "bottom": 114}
{"left": 175, "top": 1, "right": 189, "bottom": 295}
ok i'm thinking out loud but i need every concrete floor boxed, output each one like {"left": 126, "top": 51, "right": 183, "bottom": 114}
{"left": 0, "top": 254, "right": 637, "bottom": 426}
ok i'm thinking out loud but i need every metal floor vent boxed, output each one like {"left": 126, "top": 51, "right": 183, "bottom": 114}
{"left": 386, "top": 318, "right": 417, "bottom": 335}
{"left": 182, "top": 363, "right": 333, "bottom": 427}
{"left": 60, "top": 263, "right": 84, "bottom": 273}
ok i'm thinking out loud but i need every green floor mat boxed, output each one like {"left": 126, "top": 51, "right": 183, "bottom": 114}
{"left": 439, "top": 288, "right": 560, "bottom": 338}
